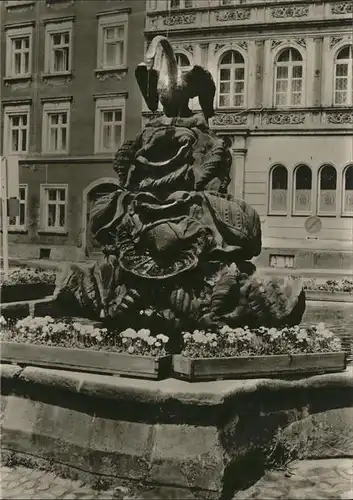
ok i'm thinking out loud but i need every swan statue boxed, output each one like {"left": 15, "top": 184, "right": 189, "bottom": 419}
{"left": 135, "top": 35, "right": 216, "bottom": 120}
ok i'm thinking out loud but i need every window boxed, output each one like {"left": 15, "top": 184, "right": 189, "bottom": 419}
{"left": 176, "top": 52, "right": 191, "bottom": 75}
{"left": 97, "top": 12, "right": 128, "bottom": 70}
{"left": 42, "top": 100, "right": 70, "bottom": 154}
{"left": 6, "top": 1, "right": 35, "bottom": 6}
{"left": 3, "top": 105, "right": 30, "bottom": 155}
{"left": 170, "top": 0, "right": 193, "bottom": 8}
{"left": 5, "top": 26, "right": 33, "bottom": 78}
{"left": 334, "top": 46, "right": 353, "bottom": 106}
{"left": 274, "top": 48, "right": 303, "bottom": 107}
{"left": 94, "top": 97, "right": 126, "bottom": 153}
{"left": 318, "top": 165, "right": 337, "bottom": 215}
{"left": 41, "top": 185, "right": 68, "bottom": 231}
{"left": 220, "top": 0, "right": 233, "bottom": 4}
{"left": 8, "top": 185, "right": 27, "bottom": 230}
{"left": 269, "top": 165, "right": 288, "bottom": 214}
{"left": 218, "top": 50, "right": 245, "bottom": 108}
{"left": 293, "top": 165, "right": 312, "bottom": 215}
{"left": 44, "top": 20, "right": 73, "bottom": 74}
{"left": 342, "top": 165, "right": 353, "bottom": 215}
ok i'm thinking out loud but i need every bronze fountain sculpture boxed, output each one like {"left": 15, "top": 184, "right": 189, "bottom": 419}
{"left": 55, "top": 36, "right": 305, "bottom": 338}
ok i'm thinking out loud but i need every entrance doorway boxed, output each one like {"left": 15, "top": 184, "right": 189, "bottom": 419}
{"left": 83, "top": 180, "right": 119, "bottom": 258}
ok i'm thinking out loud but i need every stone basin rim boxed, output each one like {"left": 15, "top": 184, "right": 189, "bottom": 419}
{"left": 1, "top": 363, "right": 352, "bottom": 407}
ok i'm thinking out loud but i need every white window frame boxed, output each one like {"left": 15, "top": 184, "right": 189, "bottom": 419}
{"left": 274, "top": 48, "right": 304, "bottom": 108}
{"left": 5, "top": 25, "right": 33, "bottom": 78}
{"left": 40, "top": 184, "right": 68, "bottom": 232}
{"left": 8, "top": 184, "right": 28, "bottom": 231}
{"left": 44, "top": 20, "right": 73, "bottom": 75}
{"left": 94, "top": 96, "right": 126, "bottom": 154}
{"left": 292, "top": 164, "right": 313, "bottom": 216}
{"left": 42, "top": 100, "right": 71, "bottom": 154}
{"left": 268, "top": 165, "right": 289, "bottom": 216}
{"left": 317, "top": 165, "right": 338, "bottom": 217}
{"left": 97, "top": 12, "right": 128, "bottom": 71}
{"left": 6, "top": 1, "right": 35, "bottom": 7}
{"left": 169, "top": 0, "right": 193, "bottom": 8}
{"left": 333, "top": 45, "right": 353, "bottom": 106}
{"left": 217, "top": 50, "right": 246, "bottom": 109}
{"left": 3, "top": 104, "right": 30, "bottom": 155}
{"left": 342, "top": 164, "right": 353, "bottom": 216}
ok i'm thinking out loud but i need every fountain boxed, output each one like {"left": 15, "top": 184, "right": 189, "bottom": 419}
{"left": 55, "top": 35, "right": 305, "bottom": 336}
{"left": 3, "top": 37, "right": 351, "bottom": 500}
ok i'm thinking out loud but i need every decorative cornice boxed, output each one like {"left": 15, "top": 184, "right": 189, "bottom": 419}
{"left": 163, "top": 14, "right": 196, "bottom": 26}
{"left": 93, "top": 92, "right": 128, "bottom": 100}
{"left": 330, "top": 2, "right": 353, "bottom": 14}
{"left": 94, "top": 68, "right": 128, "bottom": 81}
{"left": 4, "top": 20, "right": 35, "bottom": 29}
{"left": 326, "top": 111, "right": 353, "bottom": 124}
{"left": 270, "top": 5, "right": 309, "bottom": 18}
{"left": 173, "top": 44, "right": 194, "bottom": 55}
{"left": 271, "top": 38, "right": 306, "bottom": 50}
{"left": 263, "top": 113, "right": 306, "bottom": 125}
{"left": 212, "top": 113, "right": 248, "bottom": 126}
{"left": 40, "top": 96, "right": 73, "bottom": 103}
{"left": 43, "top": 15, "right": 75, "bottom": 24}
{"left": 2, "top": 98, "right": 32, "bottom": 106}
{"left": 215, "top": 9, "right": 250, "bottom": 22}
{"left": 96, "top": 8, "right": 131, "bottom": 18}
{"left": 330, "top": 35, "right": 352, "bottom": 49}
{"left": 214, "top": 41, "right": 247, "bottom": 53}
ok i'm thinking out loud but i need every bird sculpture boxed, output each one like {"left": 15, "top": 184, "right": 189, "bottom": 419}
{"left": 135, "top": 36, "right": 216, "bottom": 120}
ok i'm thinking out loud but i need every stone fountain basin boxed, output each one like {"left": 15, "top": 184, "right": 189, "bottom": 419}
{"left": 1, "top": 362, "right": 353, "bottom": 500}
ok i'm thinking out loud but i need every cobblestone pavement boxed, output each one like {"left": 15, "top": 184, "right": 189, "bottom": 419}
{"left": 1, "top": 459, "right": 352, "bottom": 499}
{"left": 233, "top": 458, "right": 353, "bottom": 499}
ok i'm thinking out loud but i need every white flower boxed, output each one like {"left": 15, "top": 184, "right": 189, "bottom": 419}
{"left": 156, "top": 334, "right": 168, "bottom": 343}
{"left": 155, "top": 341, "right": 162, "bottom": 347}
{"left": 147, "top": 337, "right": 156, "bottom": 346}
{"left": 145, "top": 309, "right": 153, "bottom": 317}
{"left": 138, "top": 329, "right": 150, "bottom": 340}
{"left": 42, "top": 326, "right": 49, "bottom": 334}
{"left": 0, "top": 316, "right": 7, "bottom": 327}
{"left": 183, "top": 332, "right": 191, "bottom": 340}
{"left": 127, "top": 346, "right": 135, "bottom": 354}
{"left": 122, "top": 338, "right": 128, "bottom": 344}
{"left": 121, "top": 328, "right": 137, "bottom": 339}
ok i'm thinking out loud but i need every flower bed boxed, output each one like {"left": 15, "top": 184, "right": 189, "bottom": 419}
{"left": 173, "top": 324, "right": 346, "bottom": 381}
{"left": 1, "top": 267, "right": 57, "bottom": 286}
{"left": 302, "top": 278, "right": 353, "bottom": 294}
{"left": 1, "top": 267, "right": 56, "bottom": 303}
{"left": 0, "top": 316, "right": 171, "bottom": 380}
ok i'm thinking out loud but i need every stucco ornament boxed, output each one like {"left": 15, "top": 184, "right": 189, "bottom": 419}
{"left": 55, "top": 36, "right": 305, "bottom": 334}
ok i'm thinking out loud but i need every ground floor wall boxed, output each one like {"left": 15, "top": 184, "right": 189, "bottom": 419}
{"left": 236, "top": 134, "right": 353, "bottom": 270}
{"left": 7, "top": 160, "right": 119, "bottom": 261}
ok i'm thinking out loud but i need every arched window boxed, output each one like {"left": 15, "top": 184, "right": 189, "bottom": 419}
{"left": 274, "top": 48, "right": 303, "bottom": 107}
{"left": 318, "top": 165, "right": 337, "bottom": 215}
{"left": 269, "top": 165, "right": 288, "bottom": 214}
{"left": 343, "top": 165, "right": 353, "bottom": 215}
{"left": 293, "top": 165, "right": 312, "bottom": 215}
{"left": 334, "top": 46, "right": 353, "bottom": 106}
{"left": 175, "top": 52, "right": 191, "bottom": 75}
{"left": 218, "top": 50, "right": 245, "bottom": 108}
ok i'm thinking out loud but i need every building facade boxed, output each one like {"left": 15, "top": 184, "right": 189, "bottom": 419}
{"left": 1, "top": 0, "right": 145, "bottom": 260}
{"left": 145, "top": 0, "right": 353, "bottom": 270}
